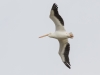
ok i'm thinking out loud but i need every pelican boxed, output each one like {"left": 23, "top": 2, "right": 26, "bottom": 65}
{"left": 39, "top": 3, "right": 74, "bottom": 69}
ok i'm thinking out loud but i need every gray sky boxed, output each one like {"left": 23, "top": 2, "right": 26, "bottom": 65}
{"left": 0, "top": 0, "right": 100, "bottom": 75}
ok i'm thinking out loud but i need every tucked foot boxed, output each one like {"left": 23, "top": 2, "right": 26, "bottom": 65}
{"left": 69, "top": 32, "right": 74, "bottom": 38}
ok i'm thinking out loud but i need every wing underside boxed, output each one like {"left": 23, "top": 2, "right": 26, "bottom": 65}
{"left": 58, "top": 39, "right": 71, "bottom": 69}
{"left": 64, "top": 43, "right": 71, "bottom": 69}
{"left": 49, "top": 3, "right": 65, "bottom": 31}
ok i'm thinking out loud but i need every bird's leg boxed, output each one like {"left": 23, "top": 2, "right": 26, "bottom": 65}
{"left": 39, "top": 33, "right": 50, "bottom": 38}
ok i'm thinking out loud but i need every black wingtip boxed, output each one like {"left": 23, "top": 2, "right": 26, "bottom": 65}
{"left": 52, "top": 3, "right": 58, "bottom": 10}
{"left": 64, "top": 62, "right": 71, "bottom": 69}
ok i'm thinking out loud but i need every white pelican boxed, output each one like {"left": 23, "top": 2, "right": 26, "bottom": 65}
{"left": 39, "top": 3, "right": 74, "bottom": 69}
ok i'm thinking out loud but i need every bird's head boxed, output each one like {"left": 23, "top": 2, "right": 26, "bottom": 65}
{"left": 39, "top": 33, "right": 54, "bottom": 38}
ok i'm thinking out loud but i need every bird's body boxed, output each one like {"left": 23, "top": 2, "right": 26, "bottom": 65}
{"left": 39, "top": 3, "right": 74, "bottom": 69}
{"left": 48, "top": 31, "right": 70, "bottom": 39}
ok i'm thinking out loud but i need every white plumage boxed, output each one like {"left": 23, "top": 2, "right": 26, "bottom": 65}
{"left": 39, "top": 3, "right": 74, "bottom": 69}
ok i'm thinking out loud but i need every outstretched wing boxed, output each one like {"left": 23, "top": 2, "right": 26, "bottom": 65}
{"left": 58, "top": 39, "right": 71, "bottom": 69}
{"left": 49, "top": 3, "right": 66, "bottom": 31}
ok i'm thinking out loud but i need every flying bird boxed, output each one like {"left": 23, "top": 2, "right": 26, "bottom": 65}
{"left": 39, "top": 3, "right": 74, "bottom": 69}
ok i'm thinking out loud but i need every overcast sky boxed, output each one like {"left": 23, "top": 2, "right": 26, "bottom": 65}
{"left": 0, "top": 0, "right": 100, "bottom": 75}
